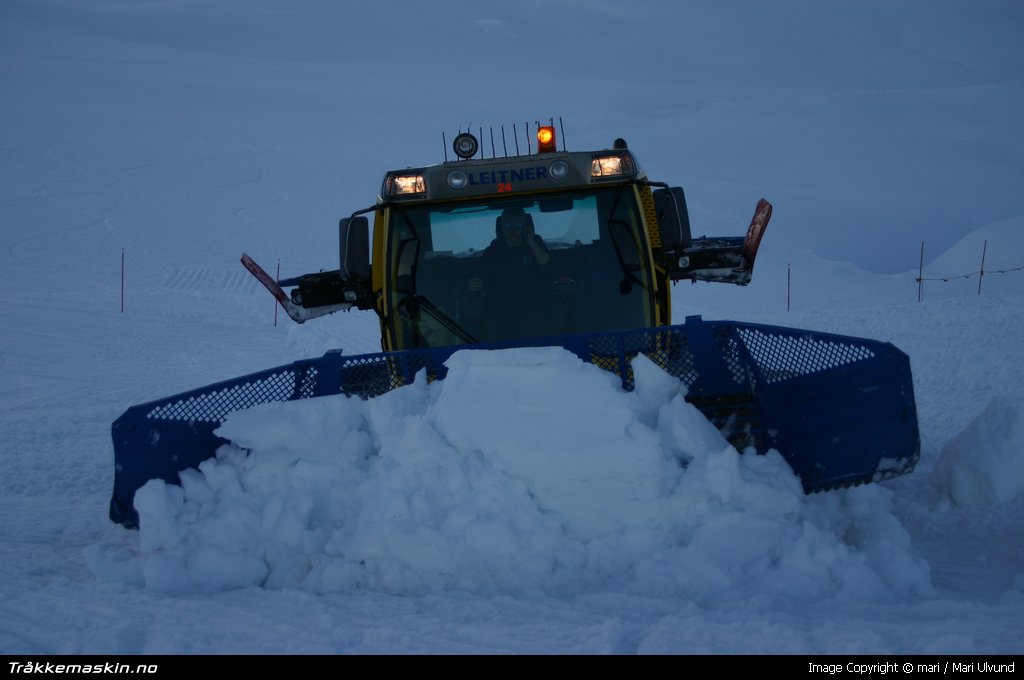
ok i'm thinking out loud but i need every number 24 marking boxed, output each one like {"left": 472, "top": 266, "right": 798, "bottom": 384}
{"left": 497, "top": 182, "right": 513, "bottom": 193}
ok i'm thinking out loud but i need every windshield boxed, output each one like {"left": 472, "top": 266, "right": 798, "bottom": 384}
{"left": 385, "top": 186, "right": 653, "bottom": 349}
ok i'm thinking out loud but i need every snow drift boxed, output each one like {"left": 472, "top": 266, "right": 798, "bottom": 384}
{"left": 96, "top": 348, "right": 935, "bottom": 607}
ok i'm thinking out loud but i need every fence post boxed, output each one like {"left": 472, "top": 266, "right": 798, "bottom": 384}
{"left": 787, "top": 263, "right": 791, "bottom": 312}
{"left": 917, "top": 241, "right": 924, "bottom": 302}
{"left": 977, "top": 240, "right": 987, "bottom": 296}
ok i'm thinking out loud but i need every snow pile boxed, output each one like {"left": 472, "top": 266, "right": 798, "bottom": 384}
{"left": 105, "top": 348, "right": 933, "bottom": 606}
{"left": 930, "top": 396, "right": 1024, "bottom": 507}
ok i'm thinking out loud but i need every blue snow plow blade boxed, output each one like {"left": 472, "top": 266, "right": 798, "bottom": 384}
{"left": 109, "top": 316, "right": 920, "bottom": 528}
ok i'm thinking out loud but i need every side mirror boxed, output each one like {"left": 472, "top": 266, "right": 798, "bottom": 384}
{"left": 653, "top": 187, "right": 692, "bottom": 252}
{"left": 339, "top": 216, "right": 370, "bottom": 280}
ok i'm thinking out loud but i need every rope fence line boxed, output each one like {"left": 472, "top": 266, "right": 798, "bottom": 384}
{"left": 915, "top": 240, "right": 1023, "bottom": 301}
{"left": 916, "top": 267, "right": 1024, "bottom": 282}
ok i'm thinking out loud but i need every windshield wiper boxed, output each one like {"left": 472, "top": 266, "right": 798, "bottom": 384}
{"left": 606, "top": 219, "right": 649, "bottom": 295}
{"left": 399, "top": 293, "right": 479, "bottom": 345}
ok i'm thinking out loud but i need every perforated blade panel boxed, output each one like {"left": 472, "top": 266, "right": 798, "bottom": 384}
{"left": 141, "top": 353, "right": 443, "bottom": 423}
{"left": 735, "top": 325, "right": 876, "bottom": 384}
{"left": 110, "top": 316, "right": 920, "bottom": 528}
{"left": 146, "top": 369, "right": 318, "bottom": 422}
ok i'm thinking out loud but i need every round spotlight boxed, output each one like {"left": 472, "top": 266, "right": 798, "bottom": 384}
{"left": 447, "top": 170, "right": 468, "bottom": 190}
{"left": 549, "top": 160, "right": 570, "bottom": 180}
{"left": 452, "top": 133, "right": 479, "bottom": 159}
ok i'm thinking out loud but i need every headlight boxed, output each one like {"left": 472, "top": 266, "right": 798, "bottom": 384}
{"left": 452, "top": 133, "right": 479, "bottom": 159}
{"left": 446, "top": 170, "right": 469, "bottom": 189}
{"left": 382, "top": 173, "right": 427, "bottom": 198}
{"left": 548, "top": 160, "right": 569, "bottom": 180}
{"left": 590, "top": 153, "right": 636, "bottom": 179}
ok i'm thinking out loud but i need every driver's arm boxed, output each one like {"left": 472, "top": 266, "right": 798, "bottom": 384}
{"left": 526, "top": 232, "right": 551, "bottom": 266}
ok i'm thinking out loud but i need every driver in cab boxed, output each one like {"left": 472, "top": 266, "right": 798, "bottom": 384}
{"left": 467, "top": 206, "right": 551, "bottom": 336}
